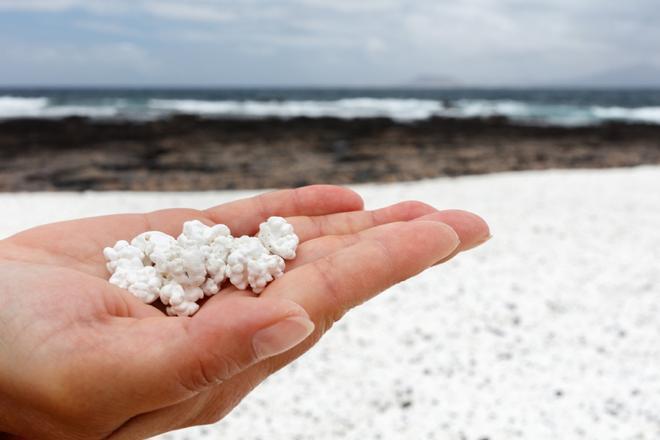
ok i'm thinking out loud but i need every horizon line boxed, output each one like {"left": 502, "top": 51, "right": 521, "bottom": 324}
{"left": 1, "top": 84, "right": 659, "bottom": 90}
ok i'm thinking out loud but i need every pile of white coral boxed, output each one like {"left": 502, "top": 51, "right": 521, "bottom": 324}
{"left": 103, "top": 217, "right": 299, "bottom": 316}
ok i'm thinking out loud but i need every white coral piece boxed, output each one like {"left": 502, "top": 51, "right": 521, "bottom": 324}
{"left": 104, "top": 218, "right": 298, "bottom": 316}
{"left": 258, "top": 216, "right": 299, "bottom": 260}
{"left": 109, "top": 266, "right": 162, "bottom": 304}
{"left": 178, "top": 220, "right": 235, "bottom": 296}
{"left": 160, "top": 283, "right": 204, "bottom": 316}
{"left": 161, "top": 282, "right": 203, "bottom": 317}
{"left": 226, "top": 236, "right": 285, "bottom": 293}
{"left": 131, "top": 231, "right": 176, "bottom": 262}
{"left": 150, "top": 242, "right": 207, "bottom": 287}
{"left": 178, "top": 220, "right": 233, "bottom": 296}
{"left": 247, "top": 254, "right": 285, "bottom": 293}
{"left": 202, "top": 235, "right": 234, "bottom": 296}
{"left": 178, "top": 220, "right": 231, "bottom": 251}
{"left": 177, "top": 220, "right": 209, "bottom": 249}
{"left": 160, "top": 282, "right": 203, "bottom": 304}
{"left": 103, "top": 240, "right": 145, "bottom": 274}
{"left": 166, "top": 301, "right": 200, "bottom": 317}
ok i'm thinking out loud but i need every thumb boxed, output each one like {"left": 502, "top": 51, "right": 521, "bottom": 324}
{"left": 183, "top": 294, "right": 315, "bottom": 390}
{"left": 119, "top": 294, "right": 314, "bottom": 412}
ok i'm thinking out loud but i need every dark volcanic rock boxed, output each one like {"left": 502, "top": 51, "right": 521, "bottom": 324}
{"left": 1, "top": 116, "right": 660, "bottom": 191}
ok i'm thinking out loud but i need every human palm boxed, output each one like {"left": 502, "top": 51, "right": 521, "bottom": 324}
{"left": 0, "top": 185, "right": 488, "bottom": 439}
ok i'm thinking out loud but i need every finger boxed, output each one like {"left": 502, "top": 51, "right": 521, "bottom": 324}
{"left": 92, "top": 184, "right": 362, "bottom": 259}
{"left": 204, "top": 185, "right": 364, "bottom": 236}
{"left": 286, "top": 200, "right": 437, "bottom": 242}
{"left": 190, "top": 200, "right": 441, "bottom": 297}
{"left": 107, "top": 295, "right": 313, "bottom": 414}
{"left": 287, "top": 209, "right": 490, "bottom": 270}
{"left": 6, "top": 185, "right": 363, "bottom": 277}
{"left": 417, "top": 210, "right": 491, "bottom": 264}
{"left": 268, "top": 220, "right": 460, "bottom": 325}
{"left": 424, "top": 210, "right": 491, "bottom": 252}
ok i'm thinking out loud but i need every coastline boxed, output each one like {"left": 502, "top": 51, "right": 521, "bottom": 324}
{"left": 2, "top": 115, "right": 660, "bottom": 191}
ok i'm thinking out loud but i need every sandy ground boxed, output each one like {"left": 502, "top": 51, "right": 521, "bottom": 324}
{"left": 1, "top": 167, "right": 659, "bottom": 439}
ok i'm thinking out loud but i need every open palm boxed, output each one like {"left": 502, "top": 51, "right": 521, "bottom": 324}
{"left": 0, "top": 185, "right": 488, "bottom": 439}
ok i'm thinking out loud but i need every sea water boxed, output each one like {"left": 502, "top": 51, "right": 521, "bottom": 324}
{"left": 1, "top": 87, "right": 659, "bottom": 126}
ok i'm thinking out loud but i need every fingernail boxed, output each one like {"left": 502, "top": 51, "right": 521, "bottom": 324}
{"left": 475, "top": 234, "right": 493, "bottom": 247}
{"left": 252, "top": 316, "right": 315, "bottom": 360}
{"left": 460, "top": 234, "right": 492, "bottom": 252}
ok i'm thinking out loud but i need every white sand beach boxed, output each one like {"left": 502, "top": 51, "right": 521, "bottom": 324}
{"left": 1, "top": 167, "right": 658, "bottom": 439}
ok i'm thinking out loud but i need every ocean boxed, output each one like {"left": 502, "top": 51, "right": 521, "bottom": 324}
{"left": 1, "top": 87, "right": 660, "bottom": 126}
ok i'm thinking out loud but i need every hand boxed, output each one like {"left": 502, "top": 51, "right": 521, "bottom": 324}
{"left": 0, "top": 185, "right": 489, "bottom": 439}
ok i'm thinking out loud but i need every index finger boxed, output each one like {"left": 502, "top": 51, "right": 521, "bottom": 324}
{"left": 204, "top": 185, "right": 364, "bottom": 236}
{"left": 266, "top": 220, "right": 460, "bottom": 320}
{"left": 4, "top": 185, "right": 363, "bottom": 277}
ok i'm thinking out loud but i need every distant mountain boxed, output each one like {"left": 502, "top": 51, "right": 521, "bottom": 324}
{"left": 560, "top": 64, "right": 660, "bottom": 88}
{"left": 407, "top": 74, "right": 462, "bottom": 88}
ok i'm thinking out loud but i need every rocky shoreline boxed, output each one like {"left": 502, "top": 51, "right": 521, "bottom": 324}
{"left": 1, "top": 115, "right": 659, "bottom": 191}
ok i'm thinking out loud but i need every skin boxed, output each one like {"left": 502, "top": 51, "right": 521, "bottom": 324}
{"left": 0, "top": 185, "right": 489, "bottom": 439}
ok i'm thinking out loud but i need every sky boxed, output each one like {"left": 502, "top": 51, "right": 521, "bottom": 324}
{"left": 0, "top": 0, "right": 658, "bottom": 86}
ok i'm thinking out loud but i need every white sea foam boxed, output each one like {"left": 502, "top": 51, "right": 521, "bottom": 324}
{"left": 149, "top": 98, "right": 446, "bottom": 121}
{"left": 448, "top": 99, "right": 530, "bottom": 118}
{"left": 0, "top": 97, "right": 49, "bottom": 118}
{"left": 43, "top": 105, "right": 120, "bottom": 118}
{"left": 446, "top": 100, "right": 602, "bottom": 126}
{"left": 145, "top": 98, "right": 660, "bottom": 125}
{"left": 0, "top": 96, "right": 119, "bottom": 119}
{"left": 592, "top": 106, "right": 660, "bottom": 124}
{"left": 2, "top": 95, "right": 660, "bottom": 125}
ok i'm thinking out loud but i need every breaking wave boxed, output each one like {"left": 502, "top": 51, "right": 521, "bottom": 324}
{"left": 2, "top": 95, "right": 660, "bottom": 125}
{"left": 148, "top": 98, "right": 445, "bottom": 121}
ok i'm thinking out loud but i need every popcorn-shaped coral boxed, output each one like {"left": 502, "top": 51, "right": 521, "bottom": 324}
{"left": 246, "top": 254, "right": 285, "bottom": 293}
{"left": 150, "top": 242, "right": 207, "bottom": 287}
{"left": 177, "top": 220, "right": 235, "bottom": 296}
{"left": 226, "top": 236, "right": 285, "bottom": 293}
{"left": 104, "top": 217, "right": 298, "bottom": 316}
{"left": 178, "top": 220, "right": 231, "bottom": 251}
{"left": 160, "top": 282, "right": 203, "bottom": 317}
{"left": 203, "top": 234, "right": 234, "bottom": 296}
{"left": 166, "top": 301, "right": 200, "bottom": 317}
{"left": 109, "top": 265, "right": 162, "bottom": 304}
{"left": 131, "top": 231, "right": 176, "bottom": 261}
{"left": 103, "top": 240, "right": 145, "bottom": 274}
{"left": 258, "top": 216, "right": 299, "bottom": 260}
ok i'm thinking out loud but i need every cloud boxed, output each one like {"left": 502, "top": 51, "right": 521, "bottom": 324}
{"left": 141, "top": 2, "right": 235, "bottom": 23}
{"left": 0, "top": 0, "right": 658, "bottom": 85}
{"left": 365, "top": 37, "right": 387, "bottom": 55}
{"left": 0, "top": 40, "right": 158, "bottom": 84}
{"left": 0, "top": 0, "right": 126, "bottom": 14}
{"left": 0, "top": 0, "right": 77, "bottom": 11}
{"left": 74, "top": 20, "right": 141, "bottom": 37}
{"left": 293, "top": 0, "right": 402, "bottom": 13}
{"left": 0, "top": 0, "right": 236, "bottom": 22}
